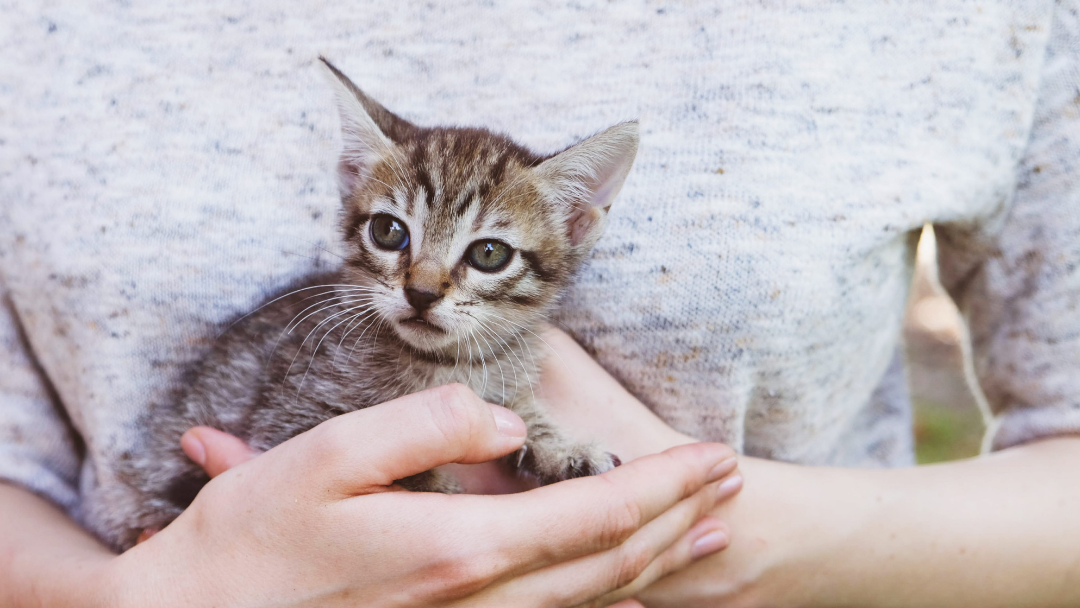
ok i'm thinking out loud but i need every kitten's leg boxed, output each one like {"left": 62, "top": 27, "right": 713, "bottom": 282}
{"left": 509, "top": 397, "right": 619, "bottom": 485}
{"left": 397, "top": 468, "right": 463, "bottom": 493}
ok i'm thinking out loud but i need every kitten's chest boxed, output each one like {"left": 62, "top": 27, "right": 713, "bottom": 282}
{"left": 370, "top": 339, "right": 543, "bottom": 410}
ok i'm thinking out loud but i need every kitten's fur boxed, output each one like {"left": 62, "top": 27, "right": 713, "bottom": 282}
{"left": 94, "top": 58, "right": 638, "bottom": 551}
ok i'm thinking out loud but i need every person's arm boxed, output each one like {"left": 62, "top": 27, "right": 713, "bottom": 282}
{"left": 0, "top": 282, "right": 83, "bottom": 533}
{"left": 0, "top": 482, "right": 120, "bottom": 608}
{"left": 535, "top": 328, "right": 1080, "bottom": 607}
{"left": 644, "top": 440, "right": 1080, "bottom": 608}
{"left": 1, "top": 384, "right": 742, "bottom": 608}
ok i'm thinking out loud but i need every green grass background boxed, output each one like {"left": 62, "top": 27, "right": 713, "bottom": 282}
{"left": 912, "top": 399, "right": 984, "bottom": 464}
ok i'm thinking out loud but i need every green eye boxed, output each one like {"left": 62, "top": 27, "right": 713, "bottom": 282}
{"left": 370, "top": 215, "right": 409, "bottom": 250}
{"left": 467, "top": 240, "right": 513, "bottom": 272}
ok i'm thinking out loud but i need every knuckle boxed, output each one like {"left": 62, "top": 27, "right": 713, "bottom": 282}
{"left": 412, "top": 550, "right": 501, "bottom": 602}
{"left": 426, "top": 384, "right": 484, "bottom": 451}
{"left": 714, "top": 443, "right": 737, "bottom": 461}
{"left": 659, "top": 450, "right": 704, "bottom": 499}
{"left": 610, "top": 541, "right": 652, "bottom": 590}
{"left": 305, "top": 420, "right": 351, "bottom": 466}
{"left": 433, "top": 382, "right": 478, "bottom": 409}
{"left": 599, "top": 482, "right": 645, "bottom": 548}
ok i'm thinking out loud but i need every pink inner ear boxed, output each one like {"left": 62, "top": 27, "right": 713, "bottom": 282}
{"left": 567, "top": 206, "right": 604, "bottom": 246}
{"left": 337, "top": 161, "right": 362, "bottom": 197}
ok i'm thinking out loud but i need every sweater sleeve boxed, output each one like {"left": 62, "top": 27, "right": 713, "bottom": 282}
{"left": 937, "top": 1, "right": 1080, "bottom": 451}
{"left": 0, "top": 280, "right": 82, "bottom": 512}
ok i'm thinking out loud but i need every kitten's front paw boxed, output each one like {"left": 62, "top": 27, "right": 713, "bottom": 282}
{"left": 522, "top": 441, "right": 620, "bottom": 485}
{"left": 564, "top": 447, "right": 620, "bottom": 479}
{"left": 397, "top": 468, "right": 463, "bottom": 494}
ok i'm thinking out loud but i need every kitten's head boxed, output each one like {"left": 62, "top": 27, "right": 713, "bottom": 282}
{"left": 321, "top": 58, "right": 638, "bottom": 354}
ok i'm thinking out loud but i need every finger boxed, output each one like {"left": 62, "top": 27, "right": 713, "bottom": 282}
{"left": 296, "top": 384, "right": 527, "bottom": 495}
{"left": 488, "top": 442, "right": 737, "bottom": 572}
{"left": 585, "top": 516, "right": 731, "bottom": 607}
{"left": 135, "top": 528, "right": 160, "bottom": 544}
{"left": 440, "top": 461, "right": 538, "bottom": 495}
{"left": 606, "top": 601, "right": 645, "bottom": 608}
{"left": 518, "top": 480, "right": 731, "bottom": 608}
{"left": 537, "top": 327, "right": 695, "bottom": 462}
{"left": 181, "top": 426, "right": 257, "bottom": 478}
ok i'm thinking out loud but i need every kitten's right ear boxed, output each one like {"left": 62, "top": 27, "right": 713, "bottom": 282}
{"left": 319, "top": 57, "right": 414, "bottom": 199}
{"left": 535, "top": 121, "right": 639, "bottom": 249}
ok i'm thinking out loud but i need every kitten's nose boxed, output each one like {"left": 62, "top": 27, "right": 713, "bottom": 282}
{"left": 405, "top": 288, "right": 443, "bottom": 313}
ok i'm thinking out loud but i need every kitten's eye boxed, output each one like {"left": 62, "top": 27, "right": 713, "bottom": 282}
{"left": 467, "top": 240, "right": 513, "bottom": 272}
{"left": 370, "top": 215, "right": 409, "bottom": 251}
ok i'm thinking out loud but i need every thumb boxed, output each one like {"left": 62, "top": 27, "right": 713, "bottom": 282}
{"left": 296, "top": 383, "right": 527, "bottom": 495}
{"left": 181, "top": 426, "right": 258, "bottom": 478}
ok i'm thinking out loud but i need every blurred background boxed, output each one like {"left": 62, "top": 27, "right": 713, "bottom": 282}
{"left": 906, "top": 225, "right": 985, "bottom": 464}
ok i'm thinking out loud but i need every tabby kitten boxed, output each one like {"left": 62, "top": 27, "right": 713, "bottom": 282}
{"left": 96, "top": 57, "right": 639, "bottom": 551}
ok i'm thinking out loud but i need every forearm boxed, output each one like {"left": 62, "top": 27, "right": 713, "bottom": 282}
{"left": 0, "top": 482, "right": 118, "bottom": 608}
{"left": 642, "top": 437, "right": 1080, "bottom": 608}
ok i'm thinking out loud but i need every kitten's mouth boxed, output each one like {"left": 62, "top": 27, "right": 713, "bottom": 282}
{"left": 399, "top": 316, "right": 446, "bottom": 334}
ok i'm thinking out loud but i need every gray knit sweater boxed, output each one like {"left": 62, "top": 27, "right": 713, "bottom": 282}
{"left": 2, "top": 0, "right": 1079, "bottom": 527}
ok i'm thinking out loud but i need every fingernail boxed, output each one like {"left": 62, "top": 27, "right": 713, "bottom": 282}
{"left": 707, "top": 457, "right": 738, "bottom": 482}
{"left": 136, "top": 527, "right": 160, "bottom": 544}
{"left": 717, "top": 475, "right": 743, "bottom": 498}
{"left": 180, "top": 431, "right": 207, "bottom": 467}
{"left": 489, "top": 404, "right": 527, "bottom": 438}
{"left": 691, "top": 529, "right": 729, "bottom": 559}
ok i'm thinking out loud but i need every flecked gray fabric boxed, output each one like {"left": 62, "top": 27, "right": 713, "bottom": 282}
{"left": 2, "top": 0, "right": 1080, "bottom": 529}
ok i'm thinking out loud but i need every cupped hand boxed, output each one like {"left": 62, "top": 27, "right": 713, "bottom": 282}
{"left": 113, "top": 384, "right": 741, "bottom": 608}
{"left": 449, "top": 327, "right": 743, "bottom": 494}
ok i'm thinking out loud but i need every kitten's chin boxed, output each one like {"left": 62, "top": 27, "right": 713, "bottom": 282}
{"left": 394, "top": 318, "right": 456, "bottom": 352}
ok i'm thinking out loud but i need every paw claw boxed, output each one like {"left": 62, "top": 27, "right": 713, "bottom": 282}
{"left": 609, "top": 453, "right": 622, "bottom": 468}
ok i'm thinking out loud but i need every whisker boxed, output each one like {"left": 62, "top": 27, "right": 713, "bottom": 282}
{"left": 281, "top": 297, "right": 375, "bottom": 388}
{"left": 294, "top": 302, "right": 377, "bottom": 402}
{"left": 387, "top": 155, "right": 413, "bottom": 192}
{"left": 331, "top": 308, "right": 381, "bottom": 376}
{"left": 265, "top": 292, "right": 376, "bottom": 367}
{"left": 350, "top": 313, "right": 389, "bottom": 370}
{"left": 345, "top": 310, "right": 384, "bottom": 368}
{"left": 284, "top": 289, "right": 382, "bottom": 334}
{"left": 473, "top": 323, "right": 506, "bottom": 401}
{"left": 486, "top": 171, "right": 533, "bottom": 209}
{"left": 469, "top": 327, "right": 489, "bottom": 397}
{"left": 217, "top": 283, "right": 372, "bottom": 337}
{"left": 254, "top": 246, "right": 329, "bottom": 265}
{"left": 297, "top": 239, "right": 347, "bottom": 262}
{"left": 477, "top": 315, "right": 527, "bottom": 403}
{"left": 483, "top": 314, "right": 537, "bottom": 367}
{"left": 449, "top": 333, "right": 461, "bottom": 381}
{"left": 464, "top": 324, "right": 475, "bottom": 390}
{"left": 365, "top": 174, "right": 396, "bottom": 191}
{"left": 476, "top": 319, "right": 517, "bottom": 401}
{"left": 485, "top": 311, "right": 568, "bottom": 373}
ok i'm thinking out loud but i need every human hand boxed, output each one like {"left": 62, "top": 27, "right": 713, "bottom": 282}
{"left": 111, "top": 384, "right": 740, "bottom": 608}
{"left": 533, "top": 327, "right": 702, "bottom": 461}
{"left": 441, "top": 327, "right": 729, "bottom": 496}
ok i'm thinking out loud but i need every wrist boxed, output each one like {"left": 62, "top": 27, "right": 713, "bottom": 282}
{"left": 102, "top": 537, "right": 194, "bottom": 608}
{"left": 640, "top": 457, "right": 874, "bottom": 608}
{"left": 8, "top": 550, "right": 119, "bottom": 608}
{"left": 0, "top": 483, "right": 126, "bottom": 608}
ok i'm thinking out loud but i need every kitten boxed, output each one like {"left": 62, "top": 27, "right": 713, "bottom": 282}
{"left": 96, "top": 57, "right": 638, "bottom": 551}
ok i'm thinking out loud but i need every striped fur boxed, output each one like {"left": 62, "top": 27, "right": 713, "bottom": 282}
{"left": 100, "top": 58, "right": 638, "bottom": 551}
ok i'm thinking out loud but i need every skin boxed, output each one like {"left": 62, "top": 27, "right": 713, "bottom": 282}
{"left": 0, "top": 384, "right": 741, "bottom": 608}
{"left": 120, "top": 327, "right": 1080, "bottom": 607}
{"left": 533, "top": 328, "right": 1080, "bottom": 608}
{"left": 3, "top": 328, "right": 1078, "bottom": 606}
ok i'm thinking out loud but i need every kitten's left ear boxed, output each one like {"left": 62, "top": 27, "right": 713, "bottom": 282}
{"left": 319, "top": 57, "right": 418, "bottom": 199}
{"left": 535, "top": 121, "right": 639, "bottom": 248}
